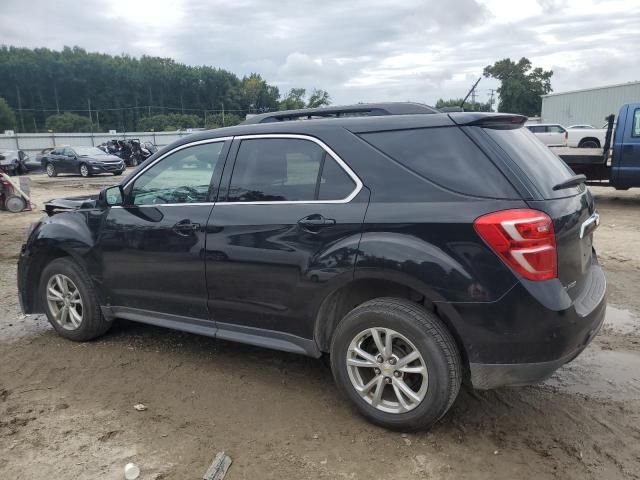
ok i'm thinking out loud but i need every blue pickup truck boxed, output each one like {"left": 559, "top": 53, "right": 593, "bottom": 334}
{"left": 555, "top": 103, "right": 640, "bottom": 190}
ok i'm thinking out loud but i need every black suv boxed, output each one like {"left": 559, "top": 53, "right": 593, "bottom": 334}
{"left": 42, "top": 146, "right": 126, "bottom": 177}
{"left": 18, "top": 103, "right": 606, "bottom": 430}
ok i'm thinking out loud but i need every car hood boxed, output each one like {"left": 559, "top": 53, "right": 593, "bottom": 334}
{"left": 44, "top": 194, "right": 98, "bottom": 215}
{"left": 79, "top": 154, "right": 122, "bottom": 162}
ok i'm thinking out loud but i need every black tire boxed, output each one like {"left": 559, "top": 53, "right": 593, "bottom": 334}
{"left": 129, "top": 157, "right": 138, "bottom": 167}
{"left": 330, "top": 298, "right": 461, "bottom": 431}
{"left": 113, "top": 171, "right": 123, "bottom": 176}
{"left": 46, "top": 163, "right": 57, "bottom": 177}
{"left": 39, "top": 257, "right": 111, "bottom": 341}
{"left": 79, "top": 163, "right": 91, "bottom": 177}
{"left": 579, "top": 138, "right": 600, "bottom": 148}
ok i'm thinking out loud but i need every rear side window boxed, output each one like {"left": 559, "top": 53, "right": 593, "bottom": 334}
{"left": 482, "top": 127, "right": 579, "bottom": 199}
{"left": 228, "top": 138, "right": 356, "bottom": 202}
{"left": 359, "top": 127, "right": 517, "bottom": 198}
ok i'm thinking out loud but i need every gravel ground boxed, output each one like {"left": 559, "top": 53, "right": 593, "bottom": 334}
{"left": 0, "top": 174, "right": 639, "bottom": 479}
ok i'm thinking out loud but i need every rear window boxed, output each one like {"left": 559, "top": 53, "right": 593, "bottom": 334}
{"left": 482, "top": 127, "right": 581, "bottom": 199}
{"left": 359, "top": 127, "right": 517, "bottom": 198}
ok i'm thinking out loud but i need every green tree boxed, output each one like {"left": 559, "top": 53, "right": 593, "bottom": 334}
{"left": 138, "top": 113, "right": 202, "bottom": 131}
{"left": 205, "top": 112, "right": 243, "bottom": 129}
{"left": 45, "top": 112, "right": 93, "bottom": 132}
{"left": 436, "top": 98, "right": 492, "bottom": 112}
{"left": 0, "top": 97, "right": 17, "bottom": 131}
{"left": 279, "top": 88, "right": 307, "bottom": 110}
{"left": 306, "top": 89, "right": 331, "bottom": 108}
{"left": 483, "top": 57, "right": 552, "bottom": 116}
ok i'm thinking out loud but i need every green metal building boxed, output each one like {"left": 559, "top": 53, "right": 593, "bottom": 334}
{"left": 541, "top": 81, "right": 640, "bottom": 127}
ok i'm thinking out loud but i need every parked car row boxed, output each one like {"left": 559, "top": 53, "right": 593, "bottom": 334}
{"left": 526, "top": 122, "right": 608, "bottom": 148}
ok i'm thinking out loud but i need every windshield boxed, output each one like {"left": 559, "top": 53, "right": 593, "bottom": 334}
{"left": 74, "top": 146, "right": 107, "bottom": 156}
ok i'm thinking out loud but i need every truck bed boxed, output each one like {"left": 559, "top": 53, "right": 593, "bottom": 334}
{"left": 549, "top": 147, "right": 609, "bottom": 183}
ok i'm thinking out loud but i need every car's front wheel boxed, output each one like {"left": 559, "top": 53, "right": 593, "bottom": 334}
{"left": 39, "top": 258, "right": 111, "bottom": 341}
{"left": 330, "top": 298, "right": 461, "bottom": 431}
{"left": 79, "top": 164, "right": 91, "bottom": 177}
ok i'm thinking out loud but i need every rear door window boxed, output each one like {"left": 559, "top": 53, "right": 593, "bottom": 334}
{"left": 481, "top": 127, "right": 581, "bottom": 199}
{"left": 227, "top": 138, "right": 356, "bottom": 202}
{"left": 359, "top": 127, "right": 518, "bottom": 198}
{"left": 633, "top": 108, "right": 640, "bottom": 137}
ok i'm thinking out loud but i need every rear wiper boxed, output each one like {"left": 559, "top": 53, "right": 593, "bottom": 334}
{"left": 552, "top": 174, "right": 586, "bottom": 191}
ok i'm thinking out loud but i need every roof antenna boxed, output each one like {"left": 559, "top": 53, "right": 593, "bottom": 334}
{"left": 460, "top": 77, "right": 482, "bottom": 109}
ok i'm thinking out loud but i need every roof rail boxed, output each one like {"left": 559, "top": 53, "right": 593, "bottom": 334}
{"left": 241, "top": 102, "right": 440, "bottom": 124}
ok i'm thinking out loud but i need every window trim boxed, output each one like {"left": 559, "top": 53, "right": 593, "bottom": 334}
{"left": 217, "top": 134, "right": 363, "bottom": 205}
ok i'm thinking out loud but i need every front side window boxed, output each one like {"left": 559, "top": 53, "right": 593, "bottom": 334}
{"left": 131, "top": 141, "right": 224, "bottom": 205}
{"left": 547, "top": 125, "right": 565, "bottom": 133}
{"left": 227, "top": 138, "right": 355, "bottom": 202}
{"left": 633, "top": 109, "right": 640, "bottom": 137}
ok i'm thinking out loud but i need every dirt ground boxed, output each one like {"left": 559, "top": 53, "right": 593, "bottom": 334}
{"left": 1, "top": 173, "right": 639, "bottom": 479}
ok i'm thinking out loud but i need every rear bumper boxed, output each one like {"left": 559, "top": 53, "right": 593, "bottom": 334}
{"left": 441, "top": 251, "right": 607, "bottom": 389}
{"left": 469, "top": 294, "right": 605, "bottom": 389}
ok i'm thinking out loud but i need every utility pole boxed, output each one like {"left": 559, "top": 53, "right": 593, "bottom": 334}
{"left": 88, "top": 98, "right": 92, "bottom": 124}
{"left": 487, "top": 89, "right": 496, "bottom": 111}
{"left": 16, "top": 86, "right": 25, "bottom": 132}
{"left": 54, "top": 86, "right": 60, "bottom": 113}
{"left": 96, "top": 110, "right": 100, "bottom": 131}
{"left": 221, "top": 102, "right": 225, "bottom": 127}
{"left": 460, "top": 77, "right": 481, "bottom": 109}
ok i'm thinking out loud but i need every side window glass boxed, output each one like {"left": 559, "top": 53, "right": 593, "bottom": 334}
{"left": 228, "top": 138, "right": 324, "bottom": 202}
{"left": 63, "top": 148, "right": 75, "bottom": 156}
{"left": 131, "top": 142, "right": 224, "bottom": 205}
{"left": 318, "top": 154, "right": 356, "bottom": 200}
{"left": 633, "top": 109, "right": 640, "bottom": 137}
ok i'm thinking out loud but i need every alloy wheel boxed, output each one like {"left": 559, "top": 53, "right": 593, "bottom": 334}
{"left": 46, "top": 164, "right": 55, "bottom": 176}
{"left": 346, "top": 327, "right": 428, "bottom": 413}
{"left": 46, "top": 274, "right": 83, "bottom": 330}
{"left": 80, "top": 164, "right": 89, "bottom": 177}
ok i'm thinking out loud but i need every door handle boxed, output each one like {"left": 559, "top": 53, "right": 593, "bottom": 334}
{"left": 172, "top": 219, "right": 201, "bottom": 236}
{"left": 298, "top": 214, "right": 336, "bottom": 231}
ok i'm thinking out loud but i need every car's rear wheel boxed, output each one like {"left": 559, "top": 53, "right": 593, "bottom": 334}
{"left": 330, "top": 298, "right": 461, "bottom": 431}
{"left": 113, "top": 171, "right": 123, "bottom": 176}
{"left": 39, "top": 258, "right": 111, "bottom": 341}
{"left": 79, "top": 164, "right": 90, "bottom": 177}
{"left": 46, "top": 163, "right": 57, "bottom": 177}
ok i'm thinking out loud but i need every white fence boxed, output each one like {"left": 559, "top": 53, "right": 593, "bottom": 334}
{"left": 0, "top": 131, "right": 197, "bottom": 156}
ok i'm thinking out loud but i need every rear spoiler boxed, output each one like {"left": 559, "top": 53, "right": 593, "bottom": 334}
{"left": 448, "top": 113, "right": 527, "bottom": 129}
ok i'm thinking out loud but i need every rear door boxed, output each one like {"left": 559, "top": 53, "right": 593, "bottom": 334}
{"left": 546, "top": 125, "right": 567, "bottom": 146}
{"left": 205, "top": 134, "right": 368, "bottom": 348}
{"left": 478, "top": 126, "right": 597, "bottom": 293}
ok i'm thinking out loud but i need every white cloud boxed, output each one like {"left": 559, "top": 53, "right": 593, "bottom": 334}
{"left": 1, "top": 0, "right": 639, "bottom": 106}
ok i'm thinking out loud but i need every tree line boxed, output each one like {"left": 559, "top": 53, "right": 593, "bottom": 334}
{"left": 0, "top": 46, "right": 331, "bottom": 132}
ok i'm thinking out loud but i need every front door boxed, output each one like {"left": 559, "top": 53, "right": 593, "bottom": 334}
{"left": 98, "top": 139, "right": 229, "bottom": 321}
{"left": 205, "top": 135, "right": 368, "bottom": 350}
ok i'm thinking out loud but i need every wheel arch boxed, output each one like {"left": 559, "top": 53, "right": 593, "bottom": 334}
{"left": 578, "top": 136, "right": 601, "bottom": 147}
{"left": 313, "top": 275, "right": 469, "bottom": 371}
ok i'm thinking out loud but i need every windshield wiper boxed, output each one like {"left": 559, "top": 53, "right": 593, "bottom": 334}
{"left": 552, "top": 174, "right": 586, "bottom": 191}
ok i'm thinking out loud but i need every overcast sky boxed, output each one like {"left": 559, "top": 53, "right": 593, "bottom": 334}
{"left": 2, "top": 0, "right": 638, "bottom": 106}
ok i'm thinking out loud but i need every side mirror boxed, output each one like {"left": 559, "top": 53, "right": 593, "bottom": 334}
{"left": 103, "top": 185, "right": 124, "bottom": 206}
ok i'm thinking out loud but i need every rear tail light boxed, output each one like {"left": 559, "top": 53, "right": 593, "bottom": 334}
{"left": 474, "top": 209, "right": 557, "bottom": 281}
